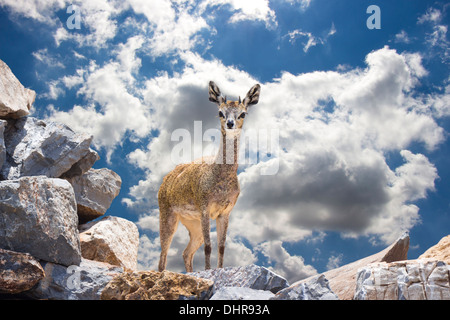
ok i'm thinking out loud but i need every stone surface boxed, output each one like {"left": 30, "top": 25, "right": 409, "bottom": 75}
{"left": 0, "top": 59, "right": 35, "bottom": 119}
{"left": 79, "top": 216, "right": 139, "bottom": 270}
{"left": 210, "top": 287, "right": 275, "bottom": 300}
{"left": 27, "top": 259, "right": 123, "bottom": 300}
{"left": 66, "top": 168, "right": 122, "bottom": 224}
{"left": 419, "top": 235, "right": 450, "bottom": 264}
{"left": 0, "top": 176, "right": 81, "bottom": 266}
{"left": 354, "top": 259, "right": 450, "bottom": 300}
{"left": 0, "top": 120, "right": 6, "bottom": 170}
{"left": 0, "top": 248, "right": 45, "bottom": 294}
{"left": 1, "top": 117, "right": 96, "bottom": 180}
{"left": 100, "top": 270, "right": 214, "bottom": 300}
{"left": 189, "top": 264, "right": 288, "bottom": 294}
{"left": 271, "top": 274, "right": 339, "bottom": 300}
{"left": 311, "top": 232, "right": 410, "bottom": 300}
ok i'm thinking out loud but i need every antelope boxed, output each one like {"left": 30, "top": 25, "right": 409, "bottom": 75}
{"left": 158, "top": 81, "right": 261, "bottom": 272}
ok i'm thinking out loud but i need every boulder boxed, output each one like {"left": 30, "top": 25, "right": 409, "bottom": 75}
{"left": 66, "top": 168, "right": 121, "bottom": 224}
{"left": 354, "top": 259, "right": 450, "bottom": 300}
{"left": 27, "top": 259, "right": 123, "bottom": 300}
{"left": 0, "top": 59, "right": 35, "bottom": 119}
{"left": 0, "top": 248, "right": 45, "bottom": 294}
{"left": 271, "top": 274, "right": 339, "bottom": 300}
{"left": 79, "top": 216, "right": 139, "bottom": 270}
{"left": 189, "top": 264, "right": 288, "bottom": 294}
{"left": 210, "top": 287, "right": 275, "bottom": 300}
{"left": 100, "top": 270, "right": 214, "bottom": 300}
{"left": 1, "top": 117, "right": 97, "bottom": 180}
{"left": 310, "top": 232, "right": 410, "bottom": 300}
{"left": 0, "top": 176, "right": 81, "bottom": 266}
{"left": 0, "top": 120, "right": 6, "bottom": 169}
{"left": 419, "top": 235, "right": 450, "bottom": 264}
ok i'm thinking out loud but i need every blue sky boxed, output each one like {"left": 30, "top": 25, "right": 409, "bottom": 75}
{"left": 0, "top": 0, "right": 449, "bottom": 283}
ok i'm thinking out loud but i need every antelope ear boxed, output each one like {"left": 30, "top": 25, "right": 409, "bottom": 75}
{"left": 243, "top": 84, "right": 261, "bottom": 107}
{"left": 209, "top": 81, "right": 225, "bottom": 105}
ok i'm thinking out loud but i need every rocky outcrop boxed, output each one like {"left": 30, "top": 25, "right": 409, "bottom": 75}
{"left": 0, "top": 176, "right": 81, "bottom": 266}
{"left": 271, "top": 274, "right": 338, "bottom": 300}
{"left": 1, "top": 117, "right": 97, "bottom": 180}
{"left": 0, "top": 59, "right": 35, "bottom": 119}
{"left": 315, "top": 232, "right": 410, "bottom": 300}
{"left": 79, "top": 216, "right": 139, "bottom": 270}
{"left": 354, "top": 259, "right": 450, "bottom": 300}
{"left": 189, "top": 264, "right": 288, "bottom": 294}
{"left": 100, "top": 270, "right": 214, "bottom": 300}
{"left": 27, "top": 259, "right": 123, "bottom": 300}
{"left": 67, "top": 168, "right": 121, "bottom": 224}
{"left": 0, "top": 248, "right": 45, "bottom": 294}
{"left": 419, "top": 235, "right": 450, "bottom": 264}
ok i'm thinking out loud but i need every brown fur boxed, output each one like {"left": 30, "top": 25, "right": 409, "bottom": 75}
{"left": 158, "top": 81, "right": 261, "bottom": 272}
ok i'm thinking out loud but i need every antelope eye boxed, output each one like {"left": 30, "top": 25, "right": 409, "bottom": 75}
{"left": 218, "top": 111, "right": 225, "bottom": 118}
{"left": 238, "top": 113, "right": 246, "bottom": 119}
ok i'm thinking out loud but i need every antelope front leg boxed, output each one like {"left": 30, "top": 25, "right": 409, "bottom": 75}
{"left": 201, "top": 211, "right": 212, "bottom": 270}
{"left": 216, "top": 213, "right": 230, "bottom": 269}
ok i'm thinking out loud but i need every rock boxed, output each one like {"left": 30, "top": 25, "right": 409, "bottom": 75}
{"left": 354, "top": 259, "right": 450, "bottom": 300}
{"left": 0, "top": 120, "right": 6, "bottom": 169}
{"left": 1, "top": 117, "right": 96, "bottom": 180}
{"left": 189, "top": 264, "right": 288, "bottom": 294}
{"left": 60, "top": 148, "right": 100, "bottom": 179}
{"left": 0, "top": 59, "right": 35, "bottom": 119}
{"left": 310, "top": 232, "right": 410, "bottom": 300}
{"left": 419, "top": 235, "right": 450, "bottom": 264}
{"left": 0, "top": 248, "right": 45, "bottom": 294}
{"left": 271, "top": 274, "right": 339, "bottom": 300}
{"left": 0, "top": 176, "right": 81, "bottom": 266}
{"left": 27, "top": 259, "right": 123, "bottom": 300}
{"left": 100, "top": 270, "right": 214, "bottom": 300}
{"left": 66, "top": 168, "right": 122, "bottom": 224}
{"left": 79, "top": 216, "right": 139, "bottom": 270}
{"left": 210, "top": 287, "right": 275, "bottom": 300}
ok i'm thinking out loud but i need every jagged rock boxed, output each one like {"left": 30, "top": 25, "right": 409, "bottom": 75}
{"left": 311, "top": 232, "right": 410, "bottom": 300}
{"left": 60, "top": 148, "right": 100, "bottom": 179}
{"left": 419, "top": 235, "right": 450, "bottom": 264}
{"left": 1, "top": 117, "right": 97, "bottom": 180}
{"left": 0, "top": 120, "right": 6, "bottom": 169}
{"left": 0, "top": 59, "right": 35, "bottom": 119}
{"left": 0, "top": 176, "right": 81, "bottom": 266}
{"left": 189, "top": 264, "right": 288, "bottom": 294}
{"left": 210, "top": 287, "right": 275, "bottom": 300}
{"left": 79, "top": 216, "right": 139, "bottom": 270}
{"left": 271, "top": 274, "right": 339, "bottom": 300}
{"left": 27, "top": 259, "right": 123, "bottom": 300}
{"left": 0, "top": 248, "right": 45, "bottom": 294}
{"left": 100, "top": 270, "right": 214, "bottom": 300}
{"left": 354, "top": 259, "right": 450, "bottom": 300}
{"left": 66, "top": 168, "right": 121, "bottom": 224}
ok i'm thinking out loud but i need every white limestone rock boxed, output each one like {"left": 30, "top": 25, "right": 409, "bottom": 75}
{"left": 0, "top": 59, "right": 35, "bottom": 119}
{"left": 0, "top": 176, "right": 81, "bottom": 266}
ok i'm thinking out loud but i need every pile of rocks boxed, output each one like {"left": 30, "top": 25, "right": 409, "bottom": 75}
{"left": 0, "top": 59, "right": 138, "bottom": 299}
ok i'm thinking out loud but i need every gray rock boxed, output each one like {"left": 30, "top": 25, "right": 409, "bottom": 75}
{"left": 354, "top": 259, "right": 450, "bottom": 300}
{"left": 0, "top": 120, "right": 6, "bottom": 169}
{"left": 189, "top": 264, "right": 289, "bottom": 294}
{"left": 0, "top": 176, "right": 81, "bottom": 266}
{"left": 0, "top": 248, "right": 45, "bottom": 294}
{"left": 210, "top": 287, "right": 275, "bottom": 300}
{"left": 0, "top": 59, "right": 35, "bottom": 119}
{"left": 27, "top": 259, "right": 123, "bottom": 300}
{"left": 2, "top": 117, "right": 96, "bottom": 180}
{"left": 66, "top": 168, "right": 122, "bottom": 224}
{"left": 271, "top": 274, "right": 339, "bottom": 300}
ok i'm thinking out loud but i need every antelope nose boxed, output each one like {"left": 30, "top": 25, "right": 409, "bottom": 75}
{"left": 227, "top": 120, "right": 234, "bottom": 129}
